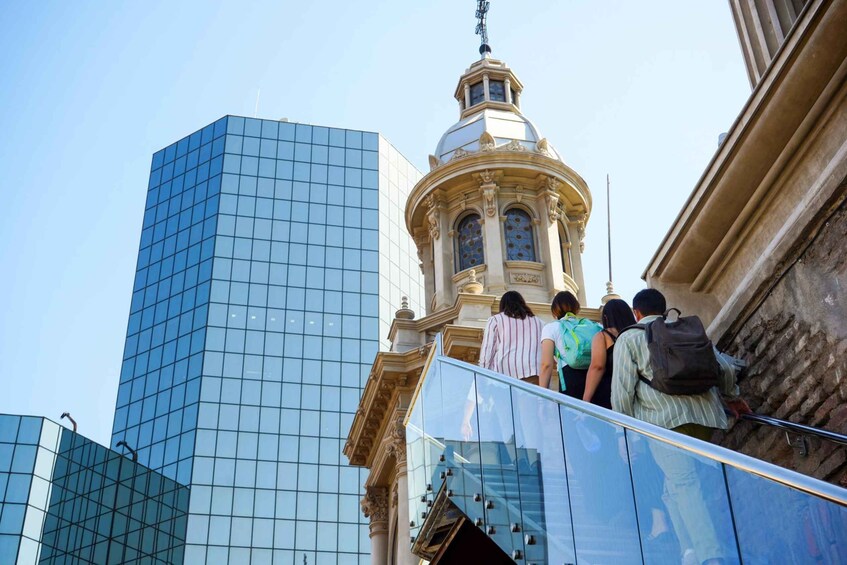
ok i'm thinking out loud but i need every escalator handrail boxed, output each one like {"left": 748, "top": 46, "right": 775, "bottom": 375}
{"left": 737, "top": 411, "right": 847, "bottom": 446}
{"left": 424, "top": 353, "right": 847, "bottom": 506}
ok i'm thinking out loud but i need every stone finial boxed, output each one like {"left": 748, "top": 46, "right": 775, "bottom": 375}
{"left": 600, "top": 281, "right": 621, "bottom": 305}
{"left": 463, "top": 269, "right": 484, "bottom": 294}
{"left": 395, "top": 296, "right": 415, "bottom": 320}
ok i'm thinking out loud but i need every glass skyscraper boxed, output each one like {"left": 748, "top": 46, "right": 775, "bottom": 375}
{"left": 111, "top": 115, "right": 423, "bottom": 563}
{"left": 0, "top": 414, "right": 188, "bottom": 564}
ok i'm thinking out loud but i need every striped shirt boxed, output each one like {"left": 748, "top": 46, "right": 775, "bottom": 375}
{"left": 611, "top": 315, "right": 740, "bottom": 430}
{"left": 479, "top": 312, "right": 545, "bottom": 379}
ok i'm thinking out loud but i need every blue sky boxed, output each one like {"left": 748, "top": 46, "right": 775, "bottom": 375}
{"left": 0, "top": 1, "right": 750, "bottom": 445}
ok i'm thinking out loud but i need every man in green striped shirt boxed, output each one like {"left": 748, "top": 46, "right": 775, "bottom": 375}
{"left": 612, "top": 288, "right": 750, "bottom": 565}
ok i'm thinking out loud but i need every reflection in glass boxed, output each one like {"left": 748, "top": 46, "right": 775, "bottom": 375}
{"left": 726, "top": 466, "right": 847, "bottom": 564}
{"left": 629, "top": 431, "right": 740, "bottom": 565}
{"left": 561, "top": 407, "right": 641, "bottom": 563}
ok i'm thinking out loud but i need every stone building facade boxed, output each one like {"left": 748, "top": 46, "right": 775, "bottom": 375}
{"left": 646, "top": 0, "right": 847, "bottom": 485}
{"left": 344, "top": 54, "right": 598, "bottom": 564}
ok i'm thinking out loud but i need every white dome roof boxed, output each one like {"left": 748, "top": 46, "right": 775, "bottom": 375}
{"left": 434, "top": 107, "right": 562, "bottom": 163}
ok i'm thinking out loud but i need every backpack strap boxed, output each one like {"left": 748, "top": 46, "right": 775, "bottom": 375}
{"left": 617, "top": 323, "right": 655, "bottom": 387}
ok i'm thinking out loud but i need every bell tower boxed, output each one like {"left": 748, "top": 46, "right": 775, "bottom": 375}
{"left": 406, "top": 54, "right": 593, "bottom": 314}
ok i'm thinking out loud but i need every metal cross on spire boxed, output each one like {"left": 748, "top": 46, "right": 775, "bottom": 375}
{"left": 475, "top": 1, "right": 492, "bottom": 57}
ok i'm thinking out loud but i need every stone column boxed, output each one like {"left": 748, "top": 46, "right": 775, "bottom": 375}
{"left": 539, "top": 176, "right": 566, "bottom": 294}
{"left": 504, "top": 77, "right": 512, "bottom": 104}
{"left": 569, "top": 215, "right": 588, "bottom": 305}
{"left": 361, "top": 486, "right": 389, "bottom": 565}
{"left": 478, "top": 170, "right": 506, "bottom": 293}
{"left": 387, "top": 420, "right": 415, "bottom": 565}
{"left": 426, "top": 192, "right": 453, "bottom": 310}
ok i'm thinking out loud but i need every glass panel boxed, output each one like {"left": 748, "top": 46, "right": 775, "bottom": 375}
{"left": 455, "top": 214, "right": 484, "bottom": 272}
{"left": 726, "top": 465, "right": 847, "bottom": 564}
{"left": 469, "top": 82, "right": 485, "bottom": 106}
{"left": 511, "top": 385, "right": 574, "bottom": 564}
{"left": 489, "top": 80, "right": 506, "bottom": 102}
{"left": 561, "top": 406, "right": 641, "bottom": 563}
{"left": 504, "top": 208, "right": 536, "bottom": 261}
{"left": 472, "top": 371, "right": 522, "bottom": 556}
{"left": 628, "top": 430, "right": 740, "bottom": 565}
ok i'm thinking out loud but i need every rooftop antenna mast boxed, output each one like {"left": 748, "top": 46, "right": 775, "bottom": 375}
{"left": 475, "top": 1, "right": 492, "bottom": 57}
{"left": 601, "top": 174, "right": 620, "bottom": 304}
{"left": 607, "top": 174, "right": 613, "bottom": 285}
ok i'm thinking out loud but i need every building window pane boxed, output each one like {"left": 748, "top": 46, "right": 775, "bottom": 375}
{"left": 504, "top": 209, "right": 536, "bottom": 262}
{"left": 489, "top": 80, "right": 505, "bottom": 102}
{"left": 469, "top": 83, "right": 485, "bottom": 106}
{"left": 455, "top": 214, "right": 484, "bottom": 272}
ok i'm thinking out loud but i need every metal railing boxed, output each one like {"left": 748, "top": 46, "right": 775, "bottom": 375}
{"left": 738, "top": 411, "right": 847, "bottom": 447}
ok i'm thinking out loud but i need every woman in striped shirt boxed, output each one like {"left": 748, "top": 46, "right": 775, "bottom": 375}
{"left": 478, "top": 291, "right": 545, "bottom": 383}
{"left": 462, "top": 291, "right": 545, "bottom": 448}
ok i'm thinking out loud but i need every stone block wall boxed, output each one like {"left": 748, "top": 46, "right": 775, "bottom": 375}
{"left": 716, "top": 198, "right": 847, "bottom": 486}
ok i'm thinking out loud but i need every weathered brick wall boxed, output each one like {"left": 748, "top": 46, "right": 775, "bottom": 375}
{"left": 716, "top": 198, "right": 847, "bottom": 486}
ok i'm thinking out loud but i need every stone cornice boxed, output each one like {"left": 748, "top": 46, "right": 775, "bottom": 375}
{"left": 407, "top": 151, "right": 591, "bottom": 238}
{"left": 344, "top": 347, "right": 426, "bottom": 468}
{"left": 645, "top": 0, "right": 847, "bottom": 286}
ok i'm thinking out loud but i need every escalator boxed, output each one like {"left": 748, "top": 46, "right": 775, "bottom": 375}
{"left": 406, "top": 335, "right": 847, "bottom": 564}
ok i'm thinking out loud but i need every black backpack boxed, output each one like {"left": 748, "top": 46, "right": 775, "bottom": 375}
{"left": 625, "top": 309, "right": 722, "bottom": 395}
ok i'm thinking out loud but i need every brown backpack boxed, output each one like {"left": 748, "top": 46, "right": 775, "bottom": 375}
{"left": 625, "top": 309, "right": 722, "bottom": 395}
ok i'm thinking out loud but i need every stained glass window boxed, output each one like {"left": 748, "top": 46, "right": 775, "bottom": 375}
{"left": 456, "top": 214, "right": 484, "bottom": 272}
{"left": 505, "top": 208, "right": 536, "bottom": 261}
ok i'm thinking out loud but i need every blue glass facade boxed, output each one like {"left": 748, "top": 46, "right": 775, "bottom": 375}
{"left": 0, "top": 414, "right": 188, "bottom": 564}
{"left": 112, "top": 116, "right": 423, "bottom": 563}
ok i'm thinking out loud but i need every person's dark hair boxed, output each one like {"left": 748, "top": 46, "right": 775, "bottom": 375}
{"left": 551, "top": 291, "right": 580, "bottom": 320}
{"left": 601, "top": 299, "right": 637, "bottom": 331}
{"left": 499, "top": 291, "right": 534, "bottom": 319}
{"left": 632, "top": 288, "right": 667, "bottom": 316}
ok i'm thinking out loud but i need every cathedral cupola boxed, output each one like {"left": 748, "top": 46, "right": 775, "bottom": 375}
{"left": 406, "top": 54, "right": 593, "bottom": 314}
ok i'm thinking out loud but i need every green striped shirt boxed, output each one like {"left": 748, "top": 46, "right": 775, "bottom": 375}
{"left": 611, "top": 315, "right": 740, "bottom": 430}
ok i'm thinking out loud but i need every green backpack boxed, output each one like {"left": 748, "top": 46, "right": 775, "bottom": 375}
{"left": 554, "top": 314, "right": 602, "bottom": 391}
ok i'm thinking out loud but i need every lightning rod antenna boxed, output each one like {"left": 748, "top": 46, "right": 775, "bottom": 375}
{"left": 475, "top": 1, "right": 492, "bottom": 57}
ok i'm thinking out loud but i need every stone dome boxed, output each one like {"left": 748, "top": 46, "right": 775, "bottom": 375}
{"left": 433, "top": 107, "right": 562, "bottom": 163}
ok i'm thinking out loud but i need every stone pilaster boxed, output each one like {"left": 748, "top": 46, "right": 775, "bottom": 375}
{"left": 361, "top": 486, "right": 389, "bottom": 565}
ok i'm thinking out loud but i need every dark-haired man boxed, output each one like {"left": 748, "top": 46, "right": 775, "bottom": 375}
{"left": 611, "top": 288, "right": 749, "bottom": 436}
{"left": 612, "top": 288, "right": 750, "bottom": 565}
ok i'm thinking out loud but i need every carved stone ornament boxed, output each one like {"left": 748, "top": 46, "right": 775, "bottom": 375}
{"left": 428, "top": 154, "right": 442, "bottom": 171}
{"left": 511, "top": 272, "right": 541, "bottom": 285}
{"left": 425, "top": 194, "right": 440, "bottom": 240}
{"left": 478, "top": 170, "right": 498, "bottom": 217}
{"left": 577, "top": 213, "right": 587, "bottom": 252}
{"left": 515, "top": 184, "right": 523, "bottom": 203}
{"left": 450, "top": 148, "right": 471, "bottom": 161}
{"left": 536, "top": 138, "right": 550, "bottom": 155}
{"left": 545, "top": 191, "right": 560, "bottom": 224}
{"left": 504, "top": 139, "right": 526, "bottom": 152}
{"left": 384, "top": 419, "right": 407, "bottom": 465}
{"left": 479, "top": 131, "right": 496, "bottom": 152}
{"left": 361, "top": 486, "right": 389, "bottom": 523}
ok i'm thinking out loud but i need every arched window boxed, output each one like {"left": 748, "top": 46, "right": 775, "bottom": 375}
{"left": 456, "top": 214, "right": 484, "bottom": 272}
{"left": 504, "top": 208, "right": 536, "bottom": 262}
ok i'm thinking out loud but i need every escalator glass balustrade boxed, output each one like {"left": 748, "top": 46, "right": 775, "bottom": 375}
{"left": 405, "top": 335, "right": 847, "bottom": 564}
